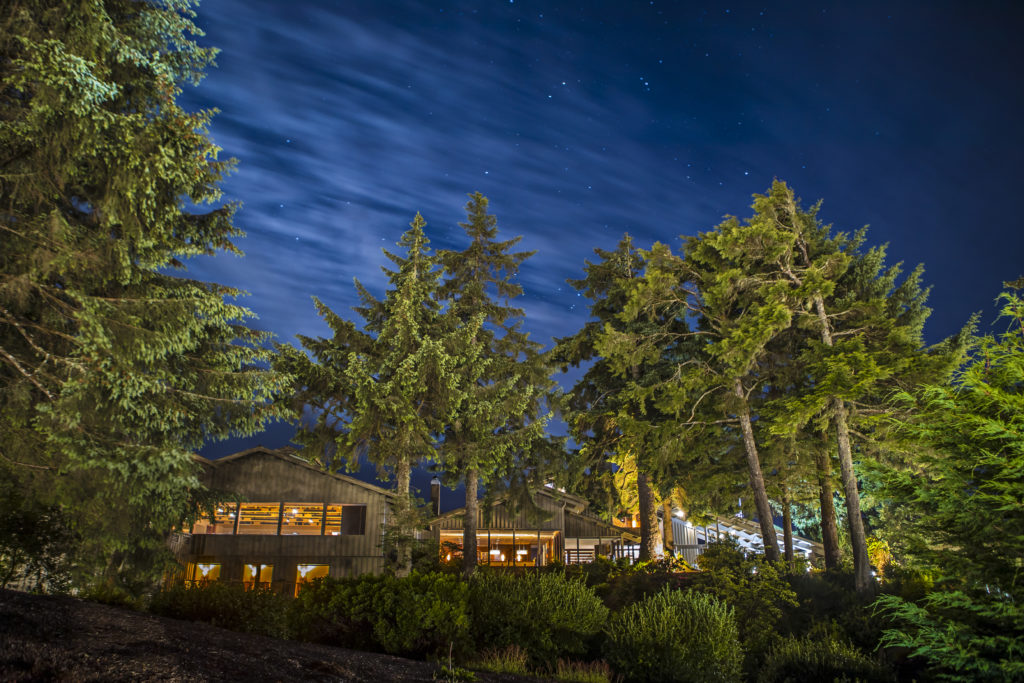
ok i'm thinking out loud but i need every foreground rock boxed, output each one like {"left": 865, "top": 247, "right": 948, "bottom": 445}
{"left": 0, "top": 589, "right": 539, "bottom": 682}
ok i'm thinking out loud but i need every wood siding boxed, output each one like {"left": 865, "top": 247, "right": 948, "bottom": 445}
{"left": 180, "top": 449, "right": 391, "bottom": 581}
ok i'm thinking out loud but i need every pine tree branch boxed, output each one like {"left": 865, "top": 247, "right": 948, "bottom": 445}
{"left": 0, "top": 448, "right": 55, "bottom": 471}
{"left": 0, "top": 344, "right": 54, "bottom": 400}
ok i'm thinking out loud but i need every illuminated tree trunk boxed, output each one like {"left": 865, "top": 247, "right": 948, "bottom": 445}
{"left": 462, "top": 466, "right": 479, "bottom": 576}
{"left": 735, "top": 378, "right": 781, "bottom": 563}
{"left": 781, "top": 486, "right": 794, "bottom": 567}
{"left": 637, "top": 471, "right": 659, "bottom": 561}
{"left": 815, "top": 436, "right": 842, "bottom": 570}
{"left": 812, "top": 293, "right": 871, "bottom": 592}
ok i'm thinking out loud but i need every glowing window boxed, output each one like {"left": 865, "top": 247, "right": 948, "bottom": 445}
{"left": 191, "top": 562, "right": 221, "bottom": 582}
{"left": 243, "top": 563, "right": 273, "bottom": 588}
{"left": 191, "top": 504, "right": 236, "bottom": 534}
{"left": 294, "top": 563, "right": 329, "bottom": 596}
{"left": 237, "top": 503, "right": 281, "bottom": 535}
{"left": 325, "top": 504, "right": 367, "bottom": 535}
{"left": 281, "top": 503, "right": 324, "bottom": 535}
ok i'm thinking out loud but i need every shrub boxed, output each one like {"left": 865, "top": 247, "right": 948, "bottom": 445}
{"left": 604, "top": 587, "right": 742, "bottom": 683}
{"left": 292, "top": 571, "right": 470, "bottom": 659}
{"left": 598, "top": 557, "right": 696, "bottom": 612}
{"left": 692, "top": 540, "right": 797, "bottom": 670}
{"left": 469, "top": 571, "right": 608, "bottom": 666}
{"left": 758, "top": 633, "right": 894, "bottom": 683}
{"left": 149, "top": 582, "right": 291, "bottom": 638}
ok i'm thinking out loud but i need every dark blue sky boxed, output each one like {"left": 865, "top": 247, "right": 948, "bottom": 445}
{"left": 190, "top": 1, "right": 1024, "bottom": 475}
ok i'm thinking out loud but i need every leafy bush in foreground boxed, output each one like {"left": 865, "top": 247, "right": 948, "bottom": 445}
{"left": 292, "top": 571, "right": 470, "bottom": 658}
{"left": 469, "top": 571, "right": 608, "bottom": 666}
{"left": 604, "top": 587, "right": 742, "bottom": 683}
{"left": 150, "top": 582, "right": 291, "bottom": 638}
{"left": 757, "top": 633, "right": 893, "bottom": 683}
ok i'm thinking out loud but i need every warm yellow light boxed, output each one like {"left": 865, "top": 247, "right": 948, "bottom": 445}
{"left": 446, "top": 553, "right": 452, "bottom": 561}
{"left": 500, "top": 553, "right": 505, "bottom": 561}
{"left": 292, "top": 508, "right": 298, "bottom": 515}
{"left": 198, "top": 563, "right": 216, "bottom": 577}
{"left": 297, "top": 564, "right": 313, "bottom": 578}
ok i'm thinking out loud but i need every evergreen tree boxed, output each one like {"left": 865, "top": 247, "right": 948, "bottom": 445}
{"left": 0, "top": 0, "right": 286, "bottom": 589}
{"left": 436, "top": 193, "right": 549, "bottom": 575}
{"left": 282, "top": 214, "right": 479, "bottom": 573}
{"left": 555, "top": 235, "right": 689, "bottom": 560}
{"left": 873, "top": 289, "right": 1024, "bottom": 680}
{"left": 605, "top": 231, "right": 794, "bottom": 562}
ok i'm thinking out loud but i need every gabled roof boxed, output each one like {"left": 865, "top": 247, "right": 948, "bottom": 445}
{"left": 197, "top": 446, "right": 396, "bottom": 498}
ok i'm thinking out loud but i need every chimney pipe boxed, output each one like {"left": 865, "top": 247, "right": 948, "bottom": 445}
{"left": 430, "top": 476, "right": 441, "bottom": 516}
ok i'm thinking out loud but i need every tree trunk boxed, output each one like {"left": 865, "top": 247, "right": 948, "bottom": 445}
{"left": 733, "top": 378, "right": 780, "bottom": 562}
{"left": 662, "top": 499, "right": 675, "bottom": 557}
{"left": 462, "top": 466, "right": 479, "bottom": 577}
{"left": 394, "top": 458, "right": 412, "bottom": 576}
{"left": 811, "top": 293, "right": 871, "bottom": 593}
{"left": 637, "top": 470, "right": 659, "bottom": 561}
{"left": 834, "top": 398, "right": 872, "bottom": 592}
{"left": 815, "top": 435, "right": 842, "bottom": 570}
{"left": 781, "top": 486, "right": 794, "bottom": 568}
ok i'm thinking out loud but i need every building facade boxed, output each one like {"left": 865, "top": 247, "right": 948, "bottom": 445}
{"left": 172, "top": 447, "right": 394, "bottom": 595}
{"left": 428, "top": 486, "right": 640, "bottom": 566}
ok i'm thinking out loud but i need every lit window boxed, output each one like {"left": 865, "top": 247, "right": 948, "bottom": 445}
{"left": 294, "top": 563, "right": 329, "bottom": 596}
{"left": 243, "top": 563, "right": 273, "bottom": 589}
{"left": 191, "top": 504, "right": 235, "bottom": 534}
{"left": 281, "top": 503, "right": 324, "bottom": 535}
{"left": 191, "top": 562, "right": 221, "bottom": 583}
{"left": 237, "top": 503, "right": 281, "bottom": 535}
{"left": 325, "top": 504, "right": 367, "bottom": 535}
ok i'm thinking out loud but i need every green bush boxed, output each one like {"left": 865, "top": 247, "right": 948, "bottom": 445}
{"left": 149, "top": 582, "right": 291, "bottom": 638}
{"left": 468, "top": 571, "right": 608, "bottom": 666}
{"left": 598, "top": 557, "right": 696, "bottom": 612}
{"left": 758, "top": 633, "right": 894, "bottom": 683}
{"left": 292, "top": 571, "right": 470, "bottom": 658}
{"left": 604, "top": 587, "right": 742, "bottom": 683}
{"left": 692, "top": 540, "right": 797, "bottom": 670}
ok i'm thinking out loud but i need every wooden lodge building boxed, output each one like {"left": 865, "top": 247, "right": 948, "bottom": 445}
{"left": 428, "top": 486, "right": 641, "bottom": 566}
{"left": 172, "top": 447, "right": 822, "bottom": 593}
{"left": 172, "top": 446, "right": 394, "bottom": 595}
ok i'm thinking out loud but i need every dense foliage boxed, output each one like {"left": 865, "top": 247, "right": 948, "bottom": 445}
{"left": 604, "top": 587, "right": 742, "bottom": 683}
{"left": 291, "top": 571, "right": 471, "bottom": 658}
{"left": 150, "top": 582, "right": 292, "bottom": 639}
{"left": 871, "top": 291, "right": 1024, "bottom": 681}
{"left": 0, "top": 0, "right": 287, "bottom": 590}
{"left": 468, "top": 571, "right": 608, "bottom": 666}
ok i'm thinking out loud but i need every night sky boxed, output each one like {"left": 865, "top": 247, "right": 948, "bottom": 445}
{"left": 189, "top": 1, "right": 1024, "bottom": 487}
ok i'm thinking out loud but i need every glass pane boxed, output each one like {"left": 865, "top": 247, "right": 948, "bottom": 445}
{"left": 340, "top": 505, "right": 366, "bottom": 535}
{"left": 294, "top": 564, "right": 329, "bottom": 596}
{"left": 281, "top": 503, "right": 324, "bottom": 535}
{"left": 243, "top": 563, "right": 273, "bottom": 589}
{"left": 324, "top": 505, "right": 343, "bottom": 535}
{"left": 192, "top": 503, "right": 235, "bottom": 534}
{"left": 192, "top": 562, "right": 221, "bottom": 582}
{"left": 237, "top": 503, "right": 281, "bottom": 535}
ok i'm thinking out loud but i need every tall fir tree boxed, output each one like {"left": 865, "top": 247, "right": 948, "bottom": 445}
{"left": 0, "top": 0, "right": 287, "bottom": 589}
{"left": 556, "top": 235, "right": 690, "bottom": 560}
{"left": 436, "top": 193, "right": 549, "bottom": 575}
{"left": 281, "top": 214, "right": 480, "bottom": 573}
{"left": 873, "top": 288, "right": 1024, "bottom": 680}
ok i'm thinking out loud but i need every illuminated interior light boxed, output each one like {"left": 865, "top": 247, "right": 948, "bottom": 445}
{"left": 292, "top": 508, "right": 298, "bottom": 515}
{"left": 198, "top": 563, "right": 216, "bottom": 577}
{"left": 297, "top": 564, "right": 313, "bottom": 578}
